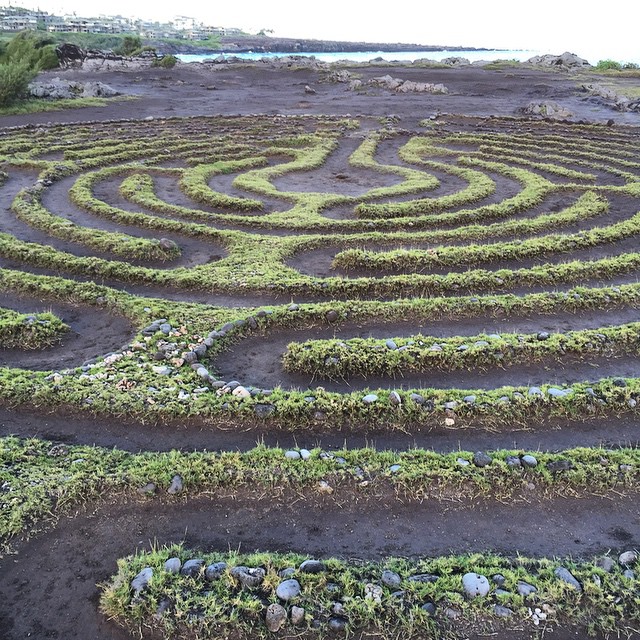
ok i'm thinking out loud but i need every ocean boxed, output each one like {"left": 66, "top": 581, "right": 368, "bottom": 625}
{"left": 176, "top": 49, "right": 640, "bottom": 66}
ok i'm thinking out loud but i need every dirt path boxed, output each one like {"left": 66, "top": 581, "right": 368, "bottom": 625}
{"left": 0, "top": 488, "right": 636, "bottom": 640}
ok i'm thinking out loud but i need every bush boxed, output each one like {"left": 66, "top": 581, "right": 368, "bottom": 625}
{"left": 116, "top": 35, "right": 142, "bottom": 56}
{"left": 596, "top": 59, "right": 622, "bottom": 71}
{"left": 151, "top": 54, "right": 178, "bottom": 69}
{"left": 1, "top": 31, "right": 58, "bottom": 70}
{"left": 0, "top": 61, "right": 37, "bottom": 107}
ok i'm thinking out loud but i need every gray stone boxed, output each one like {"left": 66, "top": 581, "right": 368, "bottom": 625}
{"left": 537, "top": 331, "right": 550, "bottom": 340}
{"left": 506, "top": 456, "right": 521, "bottom": 468}
{"left": 325, "top": 309, "right": 339, "bottom": 322}
{"left": 473, "top": 451, "right": 492, "bottom": 467}
{"left": 619, "top": 551, "right": 637, "bottom": 565}
{"left": 291, "top": 606, "right": 305, "bottom": 625}
{"left": 254, "top": 404, "right": 275, "bottom": 418}
{"left": 167, "top": 474, "right": 183, "bottom": 494}
{"left": 408, "top": 574, "right": 438, "bottom": 583}
{"left": 389, "top": 391, "right": 402, "bottom": 405}
{"left": 300, "top": 560, "right": 326, "bottom": 573}
{"left": 180, "top": 559, "right": 205, "bottom": 577}
{"left": 137, "top": 482, "right": 156, "bottom": 495}
{"left": 623, "top": 569, "right": 635, "bottom": 579}
{"left": 410, "top": 393, "right": 425, "bottom": 404}
{"left": 164, "top": 557, "right": 181, "bottom": 573}
{"left": 464, "top": 395, "right": 476, "bottom": 404}
{"left": 462, "top": 572, "right": 490, "bottom": 598}
{"left": 300, "top": 448, "right": 312, "bottom": 460}
{"left": 285, "top": 450, "right": 301, "bottom": 460}
{"left": 381, "top": 570, "right": 402, "bottom": 589}
{"left": 517, "top": 581, "right": 537, "bottom": 597}
{"left": 205, "top": 562, "right": 227, "bottom": 580}
{"left": 265, "top": 603, "right": 287, "bottom": 632}
{"left": 595, "top": 556, "right": 615, "bottom": 572}
{"left": 328, "top": 617, "right": 347, "bottom": 631}
{"left": 492, "top": 574, "right": 506, "bottom": 587}
{"left": 362, "top": 394, "right": 378, "bottom": 404}
{"left": 389, "top": 464, "right": 401, "bottom": 473}
{"left": 554, "top": 567, "right": 582, "bottom": 591}
{"left": 457, "top": 457, "right": 470, "bottom": 466}
{"left": 421, "top": 602, "right": 436, "bottom": 616}
{"left": 131, "top": 567, "right": 153, "bottom": 593}
{"left": 528, "top": 386, "right": 543, "bottom": 396}
{"left": 385, "top": 339, "right": 398, "bottom": 350}
{"left": 276, "top": 579, "right": 301, "bottom": 601}
{"left": 547, "top": 459, "right": 574, "bottom": 473}
{"left": 493, "top": 604, "right": 513, "bottom": 617}
{"left": 522, "top": 455, "right": 538, "bottom": 468}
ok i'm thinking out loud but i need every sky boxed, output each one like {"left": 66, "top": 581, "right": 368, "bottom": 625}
{"left": 16, "top": 0, "right": 640, "bottom": 62}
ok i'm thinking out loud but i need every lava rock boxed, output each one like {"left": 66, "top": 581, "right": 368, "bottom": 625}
{"left": 291, "top": 605, "right": 305, "bottom": 625}
{"left": 473, "top": 451, "right": 492, "bottom": 467}
{"left": 381, "top": 570, "right": 402, "bottom": 589}
{"left": 506, "top": 456, "right": 521, "bottom": 468}
{"left": 180, "top": 559, "right": 205, "bottom": 577}
{"left": 595, "top": 557, "right": 615, "bottom": 572}
{"left": 231, "top": 566, "right": 266, "bottom": 587}
{"left": 547, "top": 459, "right": 574, "bottom": 473}
{"left": 325, "top": 310, "right": 339, "bottom": 322}
{"left": 328, "top": 617, "right": 347, "bottom": 632}
{"left": 265, "top": 603, "right": 287, "bottom": 632}
{"left": 205, "top": 562, "right": 227, "bottom": 580}
{"left": 493, "top": 604, "right": 513, "bottom": 617}
{"left": 421, "top": 601, "right": 436, "bottom": 616}
{"left": 619, "top": 551, "right": 638, "bottom": 565}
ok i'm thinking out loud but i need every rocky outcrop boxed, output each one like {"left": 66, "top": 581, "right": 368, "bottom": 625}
{"left": 527, "top": 52, "right": 591, "bottom": 69}
{"left": 364, "top": 75, "right": 448, "bottom": 94}
{"left": 522, "top": 101, "right": 573, "bottom": 119}
{"left": 581, "top": 83, "right": 640, "bottom": 112}
{"left": 28, "top": 78, "right": 120, "bottom": 100}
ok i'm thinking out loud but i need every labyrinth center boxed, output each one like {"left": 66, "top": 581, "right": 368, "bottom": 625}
{"left": 0, "top": 113, "right": 638, "bottom": 639}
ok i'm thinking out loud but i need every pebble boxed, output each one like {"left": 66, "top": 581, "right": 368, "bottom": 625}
{"left": 265, "top": 603, "right": 287, "bottom": 632}
{"left": 180, "top": 559, "right": 205, "bottom": 577}
{"left": 364, "top": 583, "right": 383, "bottom": 603}
{"left": 528, "top": 386, "right": 543, "bottom": 396}
{"left": 285, "top": 450, "right": 301, "bottom": 460}
{"left": 328, "top": 617, "right": 347, "bottom": 632}
{"left": 522, "top": 454, "right": 538, "bottom": 468}
{"left": 506, "top": 456, "right": 521, "bottom": 468}
{"left": 325, "top": 310, "right": 339, "bottom": 322}
{"left": 288, "top": 304, "right": 299, "bottom": 311}
{"left": 463, "top": 395, "right": 476, "bottom": 404}
{"left": 381, "top": 570, "right": 402, "bottom": 589}
{"left": 205, "top": 562, "right": 227, "bottom": 580}
{"left": 300, "top": 448, "right": 312, "bottom": 460}
{"left": 167, "top": 474, "right": 183, "bottom": 494}
{"left": 362, "top": 393, "right": 378, "bottom": 404}
{"left": 276, "top": 579, "right": 301, "bottom": 601}
{"left": 408, "top": 573, "right": 438, "bottom": 583}
{"left": 537, "top": 331, "right": 550, "bottom": 340}
{"left": 462, "top": 572, "right": 490, "bottom": 598}
{"left": 517, "top": 581, "right": 537, "bottom": 596}
{"left": 410, "top": 393, "right": 425, "bottom": 404}
{"left": 291, "top": 606, "right": 305, "bottom": 625}
{"left": 300, "top": 560, "right": 326, "bottom": 573}
{"left": 385, "top": 339, "right": 398, "bottom": 350}
{"left": 131, "top": 567, "right": 153, "bottom": 593}
{"left": 279, "top": 567, "right": 295, "bottom": 578}
{"left": 389, "top": 464, "right": 401, "bottom": 473}
{"left": 232, "top": 386, "right": 251, "bottom": 398}
{"left": 164, "top": 557, "right": 181, "bottom": 573}
{"left": 493, "top": 604, "right": 513, "bottom": 617}
{"left": 619, "top": 551, "right": 637, "bottom": 565}
{"left": 421, "top": 601, "right": 436, "bottom": 616}
{"left": 473, "top": 451, "right": 492, "bottom": 467}
{"left": 492, "top": 574, "right": 506, "bottom": 587}
{"left": 457, "top": 458, "right": 470, "bottom": 466}
{"left": 554, "top": 567, "right": 582, "bottom": 591}
{"left": 623, "top": 569, "right": 635, "bottom": 579}
{"left": 389, "top": 391, "right": 402, "bottom": 405}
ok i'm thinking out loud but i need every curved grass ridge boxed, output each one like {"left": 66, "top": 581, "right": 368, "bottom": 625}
{"left": 100, "top": 545, "right": 639, "bottom": 640}
{"left": 282, "top": 321, "right": 640, "bottom": 379}
{"left": 1, "top": 435, "right": 637, "bottom": 549}
{"left": 0, "top": 308, "right": 68, "bottom": 349}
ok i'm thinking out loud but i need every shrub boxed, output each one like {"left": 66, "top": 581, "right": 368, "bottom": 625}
{"left": 0, "top": 61, "right": 37, "bottom": 107}
{"left": 116, "top": 35, "right": 142, "bottom": 56}
{"left": 596, "top": 59, "right": 622, "bottom": 71}
{"left": 151, "top": 54, "right": 178, "bottom": 69}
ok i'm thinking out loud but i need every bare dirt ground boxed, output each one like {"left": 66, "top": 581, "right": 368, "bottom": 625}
{"left": 0, "top": 60, "right": 639, "bottom": 640}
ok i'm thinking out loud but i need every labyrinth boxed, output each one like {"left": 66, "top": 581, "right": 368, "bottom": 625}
{"left": 0, "top": 112, "right": 638, "bottom": 639}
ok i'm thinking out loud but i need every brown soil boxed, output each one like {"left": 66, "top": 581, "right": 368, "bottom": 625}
{"left": 0, "top": 60, "right": 639, "bottom": 640}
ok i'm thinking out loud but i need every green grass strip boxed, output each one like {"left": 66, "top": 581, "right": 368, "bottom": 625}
{"left": 0, "top": 308, "right": 68, "bottom": 349}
